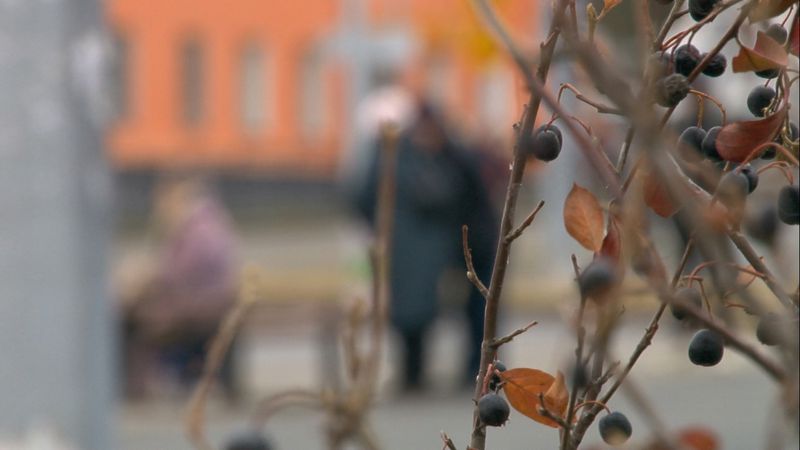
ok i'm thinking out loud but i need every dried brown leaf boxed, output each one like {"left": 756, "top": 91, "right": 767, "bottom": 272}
{"left": 642, "top": 174, "right": 678, "bottom": 218}
{"left": 500, "top": 368, "right": 559, "bottom": 428}
{"left": 716, "top": 103, "right": 787, "bottom": 162}
{"left": 732, "top": 31, "right": 788, "bottom": 72}
{"left": 597, "top": 217, "right": 622, "bottom": 264}
{"left": 564, "top": 184, "right": 605, "bottom": 251}
{"left": 542, "top": 371, "right": 568, "bottom": 417}
{"left": 677, "top": 426, "right": 719, "bottom": 450}
{"left": 602, "top": 0, "right": 623, "bottom": 15}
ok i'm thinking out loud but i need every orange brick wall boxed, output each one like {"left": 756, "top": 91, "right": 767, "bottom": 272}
{"left": 105, "top": 0, "right": 537, "bottom": 177}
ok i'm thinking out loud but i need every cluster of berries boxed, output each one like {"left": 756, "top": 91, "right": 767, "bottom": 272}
{"left": 675, "top": 61, "right": 798, "bottom": 226}
{"left": 478, "top": 361, "right": 510, "bottom": 427}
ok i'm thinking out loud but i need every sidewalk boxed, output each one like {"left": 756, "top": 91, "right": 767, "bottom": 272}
{"left": 119, "top": 313, "right": 798, "bottom": 450}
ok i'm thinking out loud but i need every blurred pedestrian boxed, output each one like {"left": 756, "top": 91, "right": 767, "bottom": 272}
{"left": 355, "top": 101, "right": 497, "bottom": 391}
{"left": 339, "top": 67, "right": 415, "bottom": 209}
{"left": 120, "top": 175, "right": 239, "bottom": 399}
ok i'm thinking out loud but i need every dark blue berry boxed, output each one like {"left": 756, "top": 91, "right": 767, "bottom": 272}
{"left": 688, "top": 329, "right": 724, "bottom": 366}
{"left": 701, "top": 126, "right": 722, "bottom": 161}
{"left": 526, "top": 125, "right": 562, "bottom": 162}
{"left": 746, "top": 85, "right": 775, "bottom": 117}
{"left": 599, "top": 411, "right": 633, "bottom": 445}
{"left": 701, "top": 53, "right": 726, "bottom": 77}
{"left": 739, "top": 165, "right": 758, "bottom": 193}
{"left": 777, "top": 184, "right": 800, "bottom": 225}
{"left": 765, "top": 24, "right": 788, "bottom": 44}
{"left": 674, "top": 45, "right": 701, "bottom": 76}
{"left": 717, "top": 171, "right": 750, "bottom": 211}
{"left": 578, "top": 258, "right": 617, "bottom": 300}
{"left": 677, "top": 126, "right": 706, "bottom": 162}
{"left": 755, "top": 68, "right": 780, "bottom": 79}
{"left": 478, "top": 393, "right": 510, "bottom": 426}
{"left": 488, "top": 361, "right": 507, "bottom": 391}
{"left": 689, "top": 0, "right": 719, "bottom": 21}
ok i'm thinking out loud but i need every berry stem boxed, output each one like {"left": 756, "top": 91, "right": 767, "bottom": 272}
{"left": 688, "top": 89, "right": 727, "bottom": 125}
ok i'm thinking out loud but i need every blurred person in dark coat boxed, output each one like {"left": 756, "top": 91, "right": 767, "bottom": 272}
{"left": 356, "top": 102, "right": 497, "bottom": 391}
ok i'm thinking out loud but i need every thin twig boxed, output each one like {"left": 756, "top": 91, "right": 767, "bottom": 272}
{"left": 440, "top": 431, "right": 458, "bottom": 450}
{"left": 560, "top": 255, "right": 587, "bottom": 450}
{"left": 463, "top": 225, "right": 490, "bottom": 300}
{"left": 688, "top": 89, "right": 727, "bottom": 124}
{"left": 558, "top": 83, "right": 623, "bottom": 115}
{"left": 490, "top": 320, "right": 538, "bottom": 348}
{"left": 537, "top": 392, "right": 572, "bottom": 430}
{"left": 185, "top": 272, "right": 261, "bottom": 450}
{"left": 595, "top": 360, "right": 620, "bottom": 387}
{"left": 504, "top": 200, "right": 546, "bottom": 243}
{"left": 728, "top": 231, "right": 797, "bottom": 311}
{"left": 660, "top": 289, "right": 788, "bottom": 381}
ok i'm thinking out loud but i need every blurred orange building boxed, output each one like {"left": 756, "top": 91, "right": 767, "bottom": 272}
{"left": 106, "top": 0, "right": 538, "bottom": 178}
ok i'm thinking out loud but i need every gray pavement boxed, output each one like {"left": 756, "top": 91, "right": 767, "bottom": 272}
{"left": 119, "top": 313, "right": 799, "bottom": 450}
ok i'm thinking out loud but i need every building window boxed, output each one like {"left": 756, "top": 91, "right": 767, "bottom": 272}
{"left": 109, "top": 31, "right": 128, "bottom": 121}
{"left": 180, "top": 38, "right": 204, "bottom": 126}
{"left": 299, "top": 47, "right": 326, "bottom": 138}
{"left": 239, "top": 43, "right": 268, "bottom": 133}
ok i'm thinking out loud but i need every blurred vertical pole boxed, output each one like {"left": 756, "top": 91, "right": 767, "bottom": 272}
{"left": 0, "top": 0, "right": 114, "bottom": 448}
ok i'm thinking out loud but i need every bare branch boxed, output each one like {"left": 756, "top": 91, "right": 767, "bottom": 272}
{"left": 465, "top": 1, "right": 573, "bottom": 448}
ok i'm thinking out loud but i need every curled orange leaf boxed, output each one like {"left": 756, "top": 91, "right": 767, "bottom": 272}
{"left": 716, "top": 102, "right": 787, "bottom": 162}
{"left": 677, "top": 426, "right": 719, "bottom": 450}
{"left": 732, "top": 31, "right": 788, "bottom": 72}
{"left": 564, "top": 184, "right": 605, "bottom": 251}
{"left": 500, "top": 368, "right": 561, "bottom": 428}
{"left": 643, "top": 173, "right": 678, "bottom": 218}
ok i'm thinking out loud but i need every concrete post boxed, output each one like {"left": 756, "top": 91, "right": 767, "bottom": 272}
{"left": 0, "top": 0, "right": 114, "bottom": 448}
